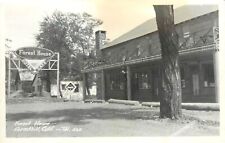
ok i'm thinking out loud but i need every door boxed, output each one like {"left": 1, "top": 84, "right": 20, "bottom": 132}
{"left": 152, "top": 68, "right": 160, "bottom": 101}
{"left": 192, "top": 74, "right": 199, "bottom": 96}
{"left": 190, "top": 64, "right": 200, "bottom": 96}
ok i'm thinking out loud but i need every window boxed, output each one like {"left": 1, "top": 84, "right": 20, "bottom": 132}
{"left": 38, "top": 85, "right": 42, "bottom": 92}
{"left": 203, "top": 64, "right": 215, "bottom": 87}
{"left": 74, "top": 84, "right": 79, "bottom": 92}
{"left": 185, "top": 36, "right": 194, "bottom": 47}
{"left": 135, "top": 72, "right": 151, "bottom": 89}
{"left": 61, "top": 84, "right": 66, "bottom": 90}
{"left": 110, "top": 73, "right": 125, "bottom": 90}
{"left": 180, "top": 67, "right": 186, "bottom": 88}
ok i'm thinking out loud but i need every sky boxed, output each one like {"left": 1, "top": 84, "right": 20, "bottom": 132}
{"left": 0, "top": 0, "right": 220, "bottom": 50}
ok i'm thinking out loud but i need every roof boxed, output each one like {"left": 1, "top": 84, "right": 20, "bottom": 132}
{"left": 104, "top": 5, "right": 218, "bottom": 48}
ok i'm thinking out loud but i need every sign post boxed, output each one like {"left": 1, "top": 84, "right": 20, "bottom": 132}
{"left": 57, "top": 53, "right": 60, "bottom": 97}
{"left": 8, "top": 54, "right": 11, "bottom": 97}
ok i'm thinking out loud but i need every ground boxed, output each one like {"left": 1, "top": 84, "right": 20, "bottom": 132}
{"left": 6, "top": 101, "right": 219, "bottom": 137}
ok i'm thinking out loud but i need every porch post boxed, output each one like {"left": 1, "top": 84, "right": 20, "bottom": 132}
{"left": 82, "top": 73, "right": 87, "bottom": 101}
{"left": 101, "top": 70, "right": 106, "bottom": 100}
{"left": 213, "top": 48, "right": 219, "bottom": 103}
{"left": 213, "top": 25, "right": 219, "bottom": 103}
{"left": 126, "top": 66, "right": 132, "bottom": 100}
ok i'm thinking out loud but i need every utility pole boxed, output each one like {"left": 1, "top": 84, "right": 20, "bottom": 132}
{"left": 5, "top": 38, "right": 12, "bottom": 97}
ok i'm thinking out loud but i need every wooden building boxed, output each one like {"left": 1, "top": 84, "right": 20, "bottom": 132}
{"left": 15, "top": 70, "right": 35, "bottom": 93}
{"left": 82, "top": 5, "right": 219, "bottom": 103}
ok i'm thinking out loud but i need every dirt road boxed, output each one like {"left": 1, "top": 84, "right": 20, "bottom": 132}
{"left": 6, "top": 102, "right": 219, "bottom": 137}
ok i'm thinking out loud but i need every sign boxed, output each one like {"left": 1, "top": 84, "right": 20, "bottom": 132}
{"left": 15, "top": 47, "right": 55, "bottom": 73}
{"left": 213, "top": 27, "right": 219, "bottom": 50}
{"left": 15, "top": 47, "right": 54, "bottom": 59}
{"left": 65, "top": 82, "right": 79, "bottom": 92}
{"left": 60, "top": 81, "right": 83, "bottom": 101}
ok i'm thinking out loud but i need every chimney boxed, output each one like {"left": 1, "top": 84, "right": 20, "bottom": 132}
{"left": 95, "top": 30, "right": 106, "bottom": 58}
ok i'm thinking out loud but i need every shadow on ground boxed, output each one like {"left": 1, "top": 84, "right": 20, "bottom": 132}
{"left": 6, "top": 106, "right": 159, "bottom": 125}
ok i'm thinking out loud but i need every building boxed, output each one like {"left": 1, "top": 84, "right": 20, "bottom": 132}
{"left": 32, "top": 71, "right": 50, "bottom": 96}
{"left": 82, "top": 5, "right": 219, "bottom": 103}
{"left": 14, "top": 70, "right": 50, "bottom": 95}
{"left": 15, "top": 70, "right": 35, "bottom": 93}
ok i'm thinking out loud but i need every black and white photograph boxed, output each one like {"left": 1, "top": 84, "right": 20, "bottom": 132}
{"left": 1, "top": 0, "right": 225, "bottom": 142}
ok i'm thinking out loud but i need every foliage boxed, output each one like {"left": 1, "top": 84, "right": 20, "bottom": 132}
{"left": 36, "top": 11, "right": 103, "bottom": 79}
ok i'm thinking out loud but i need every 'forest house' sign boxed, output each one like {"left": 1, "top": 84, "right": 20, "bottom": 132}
{"left": 15, "top": 47, "right": 55, "bottom": 74}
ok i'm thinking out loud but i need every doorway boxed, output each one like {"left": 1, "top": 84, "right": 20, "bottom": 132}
{"left": 190, "top": 65, "right": 200, "bottom": 96}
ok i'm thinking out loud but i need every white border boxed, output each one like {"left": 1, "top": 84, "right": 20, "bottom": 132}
{"left": 1, "top": 0, "right": 225, "bottom": 143}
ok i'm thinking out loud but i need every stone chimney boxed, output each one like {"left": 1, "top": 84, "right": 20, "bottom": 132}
{"left": 95, "top": 30, "right": 106, "bottom": 100}
{"left": 95, "top": 30, "right": 106, "bottom": 59}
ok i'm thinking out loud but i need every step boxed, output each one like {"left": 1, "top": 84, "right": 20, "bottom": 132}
{"left": 108, "top": 99, "right": 140, "bottom": 106}
{"left": 84, "top": 99, "right": 105, "bottom": 103}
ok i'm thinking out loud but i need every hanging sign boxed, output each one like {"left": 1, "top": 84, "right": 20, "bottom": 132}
{"left": 15, "top": 47, "right": 55, "bottom": 73}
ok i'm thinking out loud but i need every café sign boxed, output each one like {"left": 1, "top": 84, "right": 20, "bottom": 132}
{"left": 15, "top": 47, "right": 55, "bottom": 74}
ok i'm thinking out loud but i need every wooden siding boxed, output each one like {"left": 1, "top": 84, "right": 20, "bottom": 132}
{"left": 92, "top": 11, "right": 218, "bottom": 103}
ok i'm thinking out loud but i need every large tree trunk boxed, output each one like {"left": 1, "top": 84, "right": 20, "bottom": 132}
{"left": 154, "top": 5, "right": 182, "bottom": 119}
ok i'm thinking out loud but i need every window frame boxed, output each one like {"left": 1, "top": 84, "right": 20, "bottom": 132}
{"left": 202, "top": 63, "right": 215, "bottom": 88}
{"left": 134, "top": 71, "right": 151, "bottom": 90}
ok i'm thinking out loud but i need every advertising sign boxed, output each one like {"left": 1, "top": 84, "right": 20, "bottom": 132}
{"left": 60, "top": 81, "right": 83, "bottom": 101}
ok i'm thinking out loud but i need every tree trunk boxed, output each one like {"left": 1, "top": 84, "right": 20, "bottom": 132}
{"left": 85, "top": 74, "right": 91, "bottom": 96}
{"left": 154, "top": 5, "right": 182, "bottom": 119}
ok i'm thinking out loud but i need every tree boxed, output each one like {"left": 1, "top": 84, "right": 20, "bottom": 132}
{"left": 36, "top": 11, "right": 102, "bottom": 95}
{"left": 36, "top": 11, "right": 102, "bottom": 78}
{"left": 154, "top": 5, "right": 182, "bottom": 119}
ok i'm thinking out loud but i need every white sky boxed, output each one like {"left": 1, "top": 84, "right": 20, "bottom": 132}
{"left": 0, "top": 0, "right": 221, "bottom": 49}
